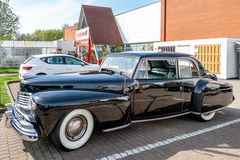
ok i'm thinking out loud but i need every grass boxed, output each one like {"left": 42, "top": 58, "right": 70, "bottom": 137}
{"left": 0, "top": 67, "right": 19, "bottom": 73}
{"left": 0, "top": 75, "right": 19, "bottom": 108}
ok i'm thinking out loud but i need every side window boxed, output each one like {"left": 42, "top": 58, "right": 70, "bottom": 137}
{"left": 40, "top": 57, "right": 46, "bottom": 63}
{"left": 179, "top": 59, "right": 199, "bottom": 78}
{"left": 135, "top": 59, "right": 177, "bottom": 79}
{"left": 55, "top": 57, "right": 64, "bottom": 64}
{"left": 43, "top": 57, "right": 64, "bottom": 64}
{"left": 135, "top": 60, "right": 147, "bottom": 79}
{"left": 65, "top": 57, "right": 83, "bottom": 65}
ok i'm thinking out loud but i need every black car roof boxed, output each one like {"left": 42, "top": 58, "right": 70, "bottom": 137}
{"left": 109, "top": 51, "right": 191, "bottom": 58}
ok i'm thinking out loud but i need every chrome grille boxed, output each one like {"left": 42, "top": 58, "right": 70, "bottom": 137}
{"left": 14, "top": 105, "right": 31, "bottom": 120}
{"left": 13, "top": 107, "right": 24, "bottom": 120}
{"left": 17, "top": 92, "right": 31, "bottom": 109}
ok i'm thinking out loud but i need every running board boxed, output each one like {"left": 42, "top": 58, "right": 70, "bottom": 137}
{"left": 102, "top": 123, "right": 131, "bottom": 132}
{"left": 102, "top": 112, "right": 191, "bottom": 132}
{"left": 132, "top": 112, "right": 191, "bottom": 123}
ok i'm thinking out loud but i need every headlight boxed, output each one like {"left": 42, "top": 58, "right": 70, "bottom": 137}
{"left": 28, "top": 96, "right": 37, "bottom": 110}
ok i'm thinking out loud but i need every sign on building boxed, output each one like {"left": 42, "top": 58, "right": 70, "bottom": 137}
{"left": 75, "top": 27, "right": 89, "bottom": 46}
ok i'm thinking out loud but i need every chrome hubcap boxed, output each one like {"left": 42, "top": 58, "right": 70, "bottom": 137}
{"left": 66, "top": 116, "right": 87, "bottom": 141}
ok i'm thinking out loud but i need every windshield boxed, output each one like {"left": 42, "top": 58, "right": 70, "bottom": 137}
{"left": 101, "top": 56, "right": 139, "bottom": 77}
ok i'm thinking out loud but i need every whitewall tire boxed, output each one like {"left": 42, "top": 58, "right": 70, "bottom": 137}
{"left": 51, "top": 109, "right": 94, "bottom": 150}
{"left": 198, "top": 111, "right": 216, "bottom": 121}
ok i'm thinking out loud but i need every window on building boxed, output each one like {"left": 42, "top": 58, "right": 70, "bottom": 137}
{"left": 126, "top": 43, "right": 154, "bottom": 51}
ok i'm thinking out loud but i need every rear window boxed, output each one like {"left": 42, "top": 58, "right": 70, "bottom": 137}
{"left": 23, "top": 57, "right": 35, "bottom": 64}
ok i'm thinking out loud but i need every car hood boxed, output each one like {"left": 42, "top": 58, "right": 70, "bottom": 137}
{"left": 20, "top": 72, "right": 128, "bottom": 93}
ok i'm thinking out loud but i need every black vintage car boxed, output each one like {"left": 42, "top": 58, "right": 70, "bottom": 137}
{"left": 5, "top": 52, "right": 234, "bottom": 150}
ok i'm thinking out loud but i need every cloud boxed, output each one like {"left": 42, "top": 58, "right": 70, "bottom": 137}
{"left": 10, "top": 0, "right": 94, "bottom": 33}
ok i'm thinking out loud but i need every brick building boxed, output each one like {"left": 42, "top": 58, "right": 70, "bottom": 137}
{"left": 63, "top": 24, "right": 77, "bottom": 41}
{"left": 161, "top": 0, "right": 240, "bottom": 41}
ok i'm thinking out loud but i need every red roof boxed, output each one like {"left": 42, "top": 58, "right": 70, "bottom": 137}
{"left": 82, "top": 5, "right": 123, "bottom": 45}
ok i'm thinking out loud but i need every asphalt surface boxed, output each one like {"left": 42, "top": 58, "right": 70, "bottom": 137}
{"left": 0, "top": 80, "right": 239, "bottom": 160}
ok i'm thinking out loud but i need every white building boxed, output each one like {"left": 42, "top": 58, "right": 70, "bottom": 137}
{"left": 115, "top": 1, "right": 161, "bottom": 51}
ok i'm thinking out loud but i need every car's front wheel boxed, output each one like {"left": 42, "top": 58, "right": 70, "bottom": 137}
{"left": 197, "top": 111, "right": 216, "bottom": 121}
{"left": 51, "top": 109, "right": 94, "bottom": 150}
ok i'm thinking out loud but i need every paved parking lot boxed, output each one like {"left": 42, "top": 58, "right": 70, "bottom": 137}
{"left": 1, "top": 80, "right": 240, "bottom": 160}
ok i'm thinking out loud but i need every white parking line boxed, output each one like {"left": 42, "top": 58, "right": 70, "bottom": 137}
{"left": 98, "top": 119, "right": 240, "bottom": 160}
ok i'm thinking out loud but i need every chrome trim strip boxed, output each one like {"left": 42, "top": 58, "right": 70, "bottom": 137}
{"left": 132, "top": 112, "right": 191, "bottom": 123}
{"left": 192, "top": 106, "right": 227, "bottom": 115}
{"left": 191, "top": 112, "right": 201, "bottom": 115}
{"left": 102, "top": 123, "right": 131, "bottom": 132}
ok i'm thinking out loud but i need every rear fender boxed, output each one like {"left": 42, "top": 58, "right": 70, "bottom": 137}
{"left": 191, "top": 79, "right": 234, "bottom": 114}
{"left": 32, "top": 90, "right": 131, "bottom": 136}
{"left": 200, "top": 81, "right": 234, "bottom": 113}
{"left": 190, "top": 79, "right": 209, "bottom": 113}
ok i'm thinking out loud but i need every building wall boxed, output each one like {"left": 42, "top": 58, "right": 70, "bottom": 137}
{"left": 57, "top": 41, "right": 75, "bottom": 54}
{"left": 226, "top": 39, "right": 239, "bottom": 78}
{"left": 162, "top": 0, "right": 240, "bottom": 41}
{"left": 115, "top": 2, "right": 161, "bottom": 44}
{"left": 63, "top": 25, "right": 77, "bottom": 41}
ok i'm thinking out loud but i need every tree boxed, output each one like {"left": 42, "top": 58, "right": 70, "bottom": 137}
{"left": 114, "top": 45, "right": 124, "bottom": 52}
{"left": 0, "top": 0, "right": 20, "bottom": 40}
{"left": 17, "top": 33, "right": 34, "bottom": 41}
{"left": 17, "top": 29, "right": 63, "bottom": 41}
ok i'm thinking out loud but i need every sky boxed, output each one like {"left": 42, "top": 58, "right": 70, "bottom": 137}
{"left": 9, "top": 0, "right": 159, "bottom": 34}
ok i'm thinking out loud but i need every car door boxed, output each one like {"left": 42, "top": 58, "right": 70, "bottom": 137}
{"left": 64, "top": 56, "right": 86, "bottom": 73}
{"left": 178, "top": 58, "right": 201, "bottom": 112}
{"left": 133, "top": 58, "right": 184, "bottom": 121}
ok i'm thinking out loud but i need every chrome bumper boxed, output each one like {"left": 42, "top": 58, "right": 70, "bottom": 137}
{"left": 5, "top": 104, "right": 38, "bottom": 142}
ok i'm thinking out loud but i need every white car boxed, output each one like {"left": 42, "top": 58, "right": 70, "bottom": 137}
{"left": 19, "top": 54, "right": 99, "bottom": 79}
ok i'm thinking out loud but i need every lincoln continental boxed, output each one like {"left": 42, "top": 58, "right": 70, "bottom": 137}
{"left": 5, "top": 52, "right": 234, "bottom": 150}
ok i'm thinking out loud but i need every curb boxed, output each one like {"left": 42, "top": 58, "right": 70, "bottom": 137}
{"left": 0, "top": 73, "right": 18, "bottom": 76}
{"left": 0, "top": 72, "right": 18, "bottom": 74}
{"left": 6, "top": 80, "right": 20, "bottom": 103}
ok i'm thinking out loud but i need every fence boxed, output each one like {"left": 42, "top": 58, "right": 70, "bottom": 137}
{"left": 0, "top": 41, "right": 58, "bottom": 67}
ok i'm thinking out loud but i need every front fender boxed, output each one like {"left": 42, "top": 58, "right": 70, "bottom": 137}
{"left": 32, "top": 90, "right": 131, "bottom": 136}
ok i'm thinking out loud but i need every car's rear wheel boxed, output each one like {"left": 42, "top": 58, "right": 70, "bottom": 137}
{"left": 197, "top": 111, "right": 216, "bottom": 121}
{"left": 51, "top": 109, "right": 94, "bottom": 150}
